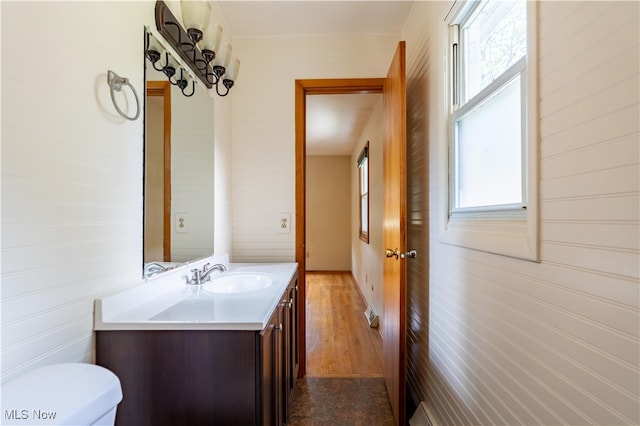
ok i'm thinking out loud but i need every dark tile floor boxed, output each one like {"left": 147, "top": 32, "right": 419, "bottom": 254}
{"left": 288, "top": 377, "right": 396, "bottom": 425}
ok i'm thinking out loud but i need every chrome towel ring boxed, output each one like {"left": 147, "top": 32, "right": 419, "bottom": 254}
{"left": 107, "top": 70, "right": 140, "bottom": 121}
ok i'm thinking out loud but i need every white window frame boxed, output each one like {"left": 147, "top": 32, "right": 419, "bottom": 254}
{"left": 440, "top": 0, "right": 539, "bottom": 261}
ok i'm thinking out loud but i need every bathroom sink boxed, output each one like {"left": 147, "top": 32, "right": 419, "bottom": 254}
{"left": 204, "top": 272, "right": 276, "bottom": 294}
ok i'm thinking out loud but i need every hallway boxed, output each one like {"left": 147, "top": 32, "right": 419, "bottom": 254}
{"left": 288, "top": 272, "right": 395, "bottom": 425}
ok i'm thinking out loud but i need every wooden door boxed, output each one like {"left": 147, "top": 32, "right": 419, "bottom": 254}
{"left": 382, "top": 41, "right": 407, "bottom": 426}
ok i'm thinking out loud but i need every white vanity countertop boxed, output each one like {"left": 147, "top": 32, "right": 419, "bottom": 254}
{"left": 94, "top": 259, "right": 298, "bottom": 331}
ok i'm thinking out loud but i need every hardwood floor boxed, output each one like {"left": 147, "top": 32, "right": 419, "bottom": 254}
{"left": 305, "top": 271, "right": 383, "bottom": 378}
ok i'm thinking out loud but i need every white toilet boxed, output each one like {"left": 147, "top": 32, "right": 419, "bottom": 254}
{"left": 1, "top": 363, "right": 122, "bottom": 425}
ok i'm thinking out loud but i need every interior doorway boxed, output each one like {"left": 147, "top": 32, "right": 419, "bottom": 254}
{"left": 304, "top": 90, "right": 384, "bottom": 380}
{"left": 304, "top": 92, "right": 381, "bottom": 272}
{"left": 296, "top": 41, "right": 407, "bottom": 424}
{"left": 294, "top": 78, "right": 384, "bottom": 378}
{"left": 144, "top": 81, "right": 172, "bottom": 262}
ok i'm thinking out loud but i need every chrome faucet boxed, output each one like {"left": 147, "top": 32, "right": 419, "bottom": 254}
{"left": 189, "top": 263, "right": 226, "bottom": 285}
{"left": 144, "top": 262, "right": 168, "bottom": 278}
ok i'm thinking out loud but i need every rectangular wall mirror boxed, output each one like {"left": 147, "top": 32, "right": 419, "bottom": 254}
{"left": 143, "top": 27, "right": 215, "bottom": 277}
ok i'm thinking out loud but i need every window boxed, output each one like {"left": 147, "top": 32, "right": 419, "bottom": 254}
{"left": 358, "top": 143, "right": 369, "bottom": 243}
{"left": 442, "top": 0, "right": 538, "bottom": 260}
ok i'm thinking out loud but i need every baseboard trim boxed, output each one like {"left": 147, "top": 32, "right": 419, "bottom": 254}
{"left": 349, "top": 272, "right": 367, "bottom": 304}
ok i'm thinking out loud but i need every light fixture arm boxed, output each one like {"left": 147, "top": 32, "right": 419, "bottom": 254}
{"left": 176, "top": 69, "right": 196, "bottom": 97}
{"left": 216, "top": 79, "right": 234, "bottom": 97}
{"left": 206, "top": 65, "right": 225, "bottom": 86}
{"left": 145, "top": 32, "right": 166, "bottom": 72}
{"left": 146, "top": 31, "right": 199, "bottom": 98}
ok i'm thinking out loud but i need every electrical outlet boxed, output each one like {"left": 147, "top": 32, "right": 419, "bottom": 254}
{"left": 279, "top": 212, "right": 291, "bottom": 234}
{"left": 176, "top": 212, "right": 188, "bottom": 233}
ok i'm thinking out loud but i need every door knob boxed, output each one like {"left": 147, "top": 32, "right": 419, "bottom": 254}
{"left": 386, "top": 248, "right": 417, "bottom": 259}
{"left": 385, "top": 248, "right": 399, "bottom": 259}
{"left": 401, "top": 249, "right": 417, "bottom": 259}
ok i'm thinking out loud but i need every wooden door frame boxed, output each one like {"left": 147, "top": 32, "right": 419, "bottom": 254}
{"left": 295, "top": 78, "right": 384, "bottom": 378}
{"left": 146, "top": 81, "right": 172, "bottom": 261}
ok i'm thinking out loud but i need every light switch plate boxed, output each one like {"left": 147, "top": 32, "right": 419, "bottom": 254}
{"left": 176, "top": 212, "right": 188, "bottom": 233}
{"left": 279, "top": 213, "right": 290, "bottom": 234}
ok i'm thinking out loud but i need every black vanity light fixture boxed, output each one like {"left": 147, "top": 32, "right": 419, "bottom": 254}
{"left": 145, "top": 36, "right": 197, "bottom": 97}
{"left": 145, "top": 0, "right": 240, "bottom": 97}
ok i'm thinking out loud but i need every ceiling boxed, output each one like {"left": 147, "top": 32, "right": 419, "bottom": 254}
{"left": 305, "top": 93, "right": 381, "bottom": 156}
{"left": 217, "top": 1, "right": 413, "bottom": 37}
{"left": 217, "top": 1, "right": 413, "bottom": 156}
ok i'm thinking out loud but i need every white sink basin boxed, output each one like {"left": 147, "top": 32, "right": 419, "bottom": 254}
{"left": 204, "top": 272, "right": 276, "bottom": 294}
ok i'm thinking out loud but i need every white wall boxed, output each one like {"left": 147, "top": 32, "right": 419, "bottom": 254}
{"left": 211, "top": 1, "right": 234, "bottom": 258}
{"left": 306, "top": 156, "right": 351, "bottom": 271}
{"left": 1, "top": 1, "right": 152, "bottom": 383}
{"left": 351, "top": 97, "right": 384, "bottom": 323}
{"left": 402, "top": 1, "right": 639, "bottom": 425}
{"left": 1, "top": 0, "right": 235, "bottom": 384}
{"left": 229, "top": 34, "right": 399, "bottom": 262}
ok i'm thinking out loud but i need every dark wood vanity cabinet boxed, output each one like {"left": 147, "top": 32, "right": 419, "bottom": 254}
{"left": 261, "top": 300, "right": 283, "bottom": 425}
{"left": 96, "top": 274, "right": 298, "bottom": 426}
{"left": 260, "top": 275, "right": 299, "bottom": 425}
{"left": 282, "top": 279, "right": 299, "bottom": 423}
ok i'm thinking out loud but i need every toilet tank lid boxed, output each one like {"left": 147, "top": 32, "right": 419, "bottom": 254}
{"left": 1, "top": 363, "right": 122, "bottom": 425}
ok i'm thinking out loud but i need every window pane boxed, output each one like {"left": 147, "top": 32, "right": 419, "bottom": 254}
{"left": 462, "top": 0, "right": 526, "bottom": 102}
{"left": 361, "top": 194, "right": 368, "bottom": 232}
{"left": 360, "top": 158, "right": 368, "bottom": 193}
{"left": 456, "top": 76, "right": 522, "bottom": 208}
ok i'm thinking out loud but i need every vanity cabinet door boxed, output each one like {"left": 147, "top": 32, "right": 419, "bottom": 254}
{"left": 260, "top": 305, "right": 284, "bottom": 426}
{"left": 282, "top": 279, "right": 298, "bottom": 423}
{"left": 290, "top": 278, "right": 299, "bottom": 383}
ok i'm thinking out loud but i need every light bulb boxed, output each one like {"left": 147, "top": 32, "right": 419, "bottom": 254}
{"left": 180, "top": 0, "right": 211, "bottom": 43}
{"left": 225, "top": 58, "right": 240, "bottom": 82}
{"left": 202, "top": 24, "right": 223, "bottom": 53}
{"left": 214, "top": 42, "right": 232, "bottom": 69}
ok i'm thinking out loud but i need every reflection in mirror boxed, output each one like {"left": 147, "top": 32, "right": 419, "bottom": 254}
{"left": 143, "top": 28, "right": 215, "bottom": 277}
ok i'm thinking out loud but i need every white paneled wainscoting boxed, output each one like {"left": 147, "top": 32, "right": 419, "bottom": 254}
{"left": 402, "top": 1, "right": 639, "bottom": 425}
{"left": 1, "top": 1, "right": 151, "bottom": 384}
